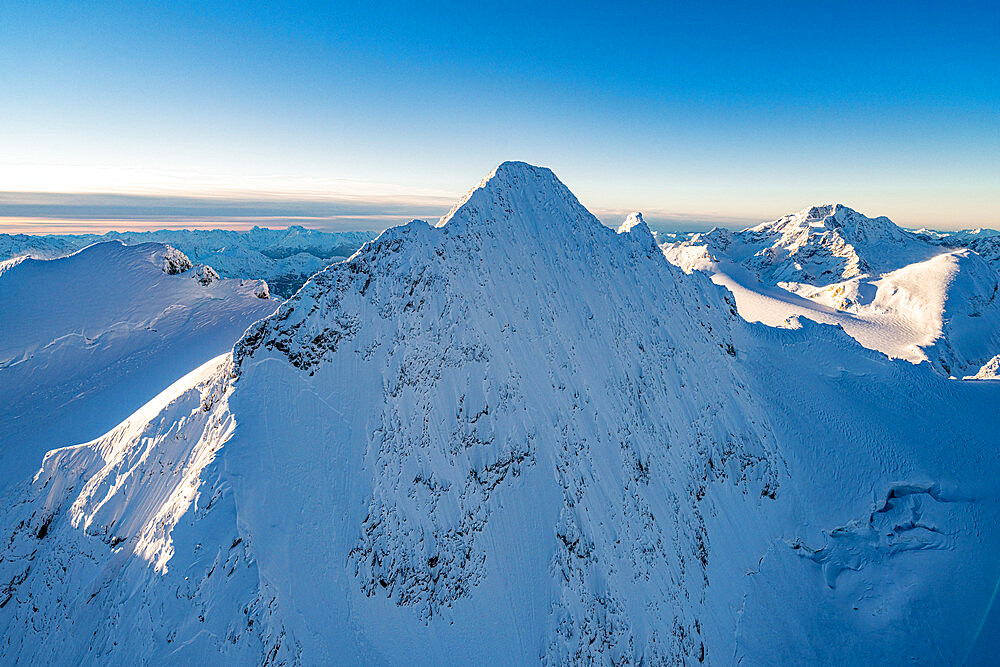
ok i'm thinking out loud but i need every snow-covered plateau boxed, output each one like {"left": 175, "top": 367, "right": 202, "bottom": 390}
{"left": 1, "top": 163, "right": 999, "bottom": 665}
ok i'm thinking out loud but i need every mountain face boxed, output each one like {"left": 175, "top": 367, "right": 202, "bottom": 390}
{"left": 0, "top": 241, "right": 277, "bottom": 490}
{"left": 669, "top": 204, "right": 940, "bottom": 287}
{"left": 662, "top": 205, "right": 1000, "bottom": 376}
{"left": 971, "top": 353, "right": 1000, "bottom": 379}
{"left": 2, "top": 164, "right": 1000, "bottom": 665}
{"left": 0, "top": 227, "right": 375, "bottom": 298}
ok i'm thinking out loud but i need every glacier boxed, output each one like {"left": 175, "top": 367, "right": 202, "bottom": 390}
{"left": 1, "top": 163, "right": 999, "bottom": 664}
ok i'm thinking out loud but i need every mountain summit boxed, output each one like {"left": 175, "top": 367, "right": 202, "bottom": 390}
{"left": 740, "top": 203, "right": 935, "bottom": 281}
{"left": 437, "top": 161, "right": 598, "bottom": 237}
{"left": 2, "top": 164, "right": 999, "bottom": 664}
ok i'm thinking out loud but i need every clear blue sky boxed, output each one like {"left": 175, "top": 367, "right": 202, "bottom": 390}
{"left": 1, "top": 0, "right": 997, "bottom": 231}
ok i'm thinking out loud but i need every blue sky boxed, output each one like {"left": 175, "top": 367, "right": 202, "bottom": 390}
{"left": 1, "top": 0, "right": 997, "bottom": 231}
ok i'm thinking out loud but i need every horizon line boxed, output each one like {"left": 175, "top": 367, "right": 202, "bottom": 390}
{"left": 0, "top": 190, "right": 776, "bottom": 235}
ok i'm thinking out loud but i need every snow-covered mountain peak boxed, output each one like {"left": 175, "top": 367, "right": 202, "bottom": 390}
{"left": 662, "top": 201, "right": 1000, "bottom": 376}
{"left": 436, "top": 160, "right": 595, "bottom": 237}
{"left": 804, "top": 203, "right": 838, "bottom": 220}
{"left": 753, "top": 203, "right": 899, "bottom": 241}
{"left": 617, "top": 211, "right": 646, "bottom": 234}
{"left": 801, "top": 203, "right": 863, "bottom": 224}
{"left": 213, "top": 161, "right": 783, "bottom": 663}
{"left": 673, "top": 203, "right": 938, "bottom": 286}
{"left": 970, "top": 353, "right": 1000, "bottom": 379}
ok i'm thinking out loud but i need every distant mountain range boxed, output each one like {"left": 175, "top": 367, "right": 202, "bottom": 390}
{"left": 0, "top": 226, "right": 375, "bottom": 298}
{"left": 661, "top": 204, "right": 1000, "bottom": 377}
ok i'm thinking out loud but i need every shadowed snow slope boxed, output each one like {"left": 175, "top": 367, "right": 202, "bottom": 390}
{"left": 663, "top": 205, "right": 1000, "bottom": 376}
{"left": 2, "top": 164, "right": 1000, "bottom": 665}
{"left": 0, "top": 241, "right": 277, "bottom": 490}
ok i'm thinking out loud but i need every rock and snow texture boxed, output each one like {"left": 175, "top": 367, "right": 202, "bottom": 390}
{"left": 2, "top": 164, "right": 1000, "bottom": 664}
{"left": 662, "top": 204, "right": 1000, "bottom": 376}
{"left": 0, "top": 354, "right": 293, "bottom": 664}
{"left": 616, "top": 211, "right": 645, "bottom": 234}
{"left": 0, "top": 241, "right": 277, "bottom": 490}
{"left": 0, "top": 227, "right": 375, "bottom": 298}
{"left": 968, "top": 353, "right": 1000, "bottom": 380}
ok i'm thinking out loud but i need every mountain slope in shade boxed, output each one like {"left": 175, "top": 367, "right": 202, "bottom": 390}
{"left": 0, "top": 241, "right": 277, "bottom": 490}
{"left": 2, "top": 164, "right": 1000, "bottom": 664}
{"left": 662, "top": 205, "right": 1000, "bottom": 376}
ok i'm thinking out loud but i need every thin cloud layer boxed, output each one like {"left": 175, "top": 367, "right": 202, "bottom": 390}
{"left": 0, "top": 191, "right": 456, "bottom": 234}
{"left": 0, "top": 191, "right": 757, "bottom": 235}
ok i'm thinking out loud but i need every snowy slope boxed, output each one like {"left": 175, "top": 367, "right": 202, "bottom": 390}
{"left": 1, "top": 164, "right": 999, "bottom": 664}
{"left": 0, "top": 353, "right": 291, "bottom": 663}
{"left": 663, "top": 205, "right": 1000, "bottom": 376}
{"left": 0, "top": 227, "right": 375, "bottom": 298}
{"left": 0, "top": 241, "right": 277, "bottom": 490}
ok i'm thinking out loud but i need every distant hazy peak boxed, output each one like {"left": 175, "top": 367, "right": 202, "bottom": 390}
{"left": 751, "top": 203, "right": 901, "bottom": 239}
